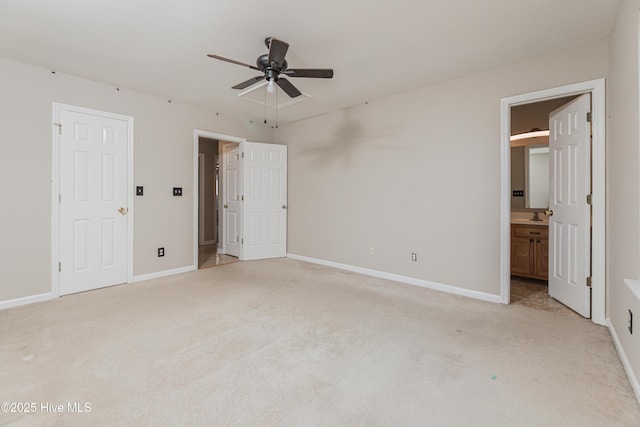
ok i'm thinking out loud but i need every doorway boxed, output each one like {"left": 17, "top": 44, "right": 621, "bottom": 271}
{"left": 192, "top": 130, "right": 289, "bottom": 268}
{"left": 509, "top": 95, "right": 580, "bottom": 317}
{"left": 196, "top": 135, "right": 239, "bottom": 269}
{"left": 500, "top": 79, "right": 606, "bottom": 325}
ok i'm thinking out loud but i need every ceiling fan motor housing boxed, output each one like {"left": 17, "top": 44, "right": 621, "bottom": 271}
{"left": 257, "top": 54, "right": 287, "bottom": 73}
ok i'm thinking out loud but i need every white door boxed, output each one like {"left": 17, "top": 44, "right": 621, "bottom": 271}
{"left": 548, "top": 94, "right": 591, "bottom": 317}
{"left": 241, "top": 142, "right": 287, "bottom": 260}
{"left": 222, "top": 144, "right": 241, "bottom": 257}
{"left": 59, "top": 109, "right": 129, "bottom": 295}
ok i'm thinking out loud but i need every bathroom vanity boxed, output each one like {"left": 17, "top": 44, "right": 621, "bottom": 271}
{"left": 510, "top": 222, "right": 548, "bottom": 280}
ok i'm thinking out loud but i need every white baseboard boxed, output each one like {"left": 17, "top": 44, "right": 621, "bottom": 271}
{"left": 132, "top": 265, "right": 196, "bottom": 283}
{"left": 607, "top": 319, "right": 640, "bottom": 404}
{"left": 1, "top": 265, "right": 198, "bottom": 310}
{"left": 0, "top": 292, "right": 57, "bottom": 311}
{"left": 287, "top": 253, "right": 502, "bottom": 304}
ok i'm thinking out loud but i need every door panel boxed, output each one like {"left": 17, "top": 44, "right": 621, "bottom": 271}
{"left": 73, "top": 219, "right": 89, "bottom": 271}
{"left": 222, "top": 144, "right": 241, "bottom": 257}
{"left": 249, "top": 212, "right": 263, "bottom": 246}
{"left": 102, "top": 218, "right": 116, "bottom": 267}
{"left": 60, "top": 109, "right": 128, "bottom": 295}
{"left": 241, "top": 142, "right": 287, "bottom": 260}
{"left": 548, "top": 94, "right": 591, "bottom": 317}
{"left": 102, "top": 153, "right": 116, "bottom": 201}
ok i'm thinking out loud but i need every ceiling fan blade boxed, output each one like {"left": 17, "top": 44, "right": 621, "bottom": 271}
{"left": 275, "top": 78, "right": 302, "bottom": 98}
{"left": 284, "top": 68, "right": 334, "bottom": 78}
{"left": 268, "top": 38, "right": 289, "bottom": 68}
{"left": 207, "top": 54, "right": 261, "bottom": 71}
{"left": 232, "top": 76, "right": 264, "bottom": 90}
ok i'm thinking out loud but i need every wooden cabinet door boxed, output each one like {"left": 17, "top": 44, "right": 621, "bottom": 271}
{"left": 511, "top": 237, "right": 532, "bottom": 276}
{"left": 511, "top": 224, "right": 549, "bottom": 279}
{"left": 535, "top": 238, "right": 549, "bottom": 278}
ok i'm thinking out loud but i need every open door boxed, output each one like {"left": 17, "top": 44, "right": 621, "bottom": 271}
{"left": 240, "top": 142, "right": 287, "bottom": 260}
{"left": 548, "top": 94, "right": 591, "bottom": 317}
{"left": 221, "top": 143, "right": 241, "bottom": 257}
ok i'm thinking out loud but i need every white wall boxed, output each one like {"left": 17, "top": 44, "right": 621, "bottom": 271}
{"left": 280, "top": 39, "right": 608, "bottom": 297}
{"left": 608, "top": 0, "right": 640, "bottom": 395}
{"left": 0, "top": 58, "right": 272, "bottom": 303}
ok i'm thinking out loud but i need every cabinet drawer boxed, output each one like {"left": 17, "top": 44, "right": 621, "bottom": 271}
{"left": 512, "top": 225, "right": 548, "bottom": 239}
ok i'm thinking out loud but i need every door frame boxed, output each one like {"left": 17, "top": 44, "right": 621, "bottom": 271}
{"left": 51, "top": 103, "right": 135, "bottom": 296}
{"left": 198, "top": 153, "right": 206, "bottom": 245}
{"left": 193, "top": 130, "right": 245, "bottom": 268}
{"left": 500, "top": 78, "right": 606, "bottom": 325}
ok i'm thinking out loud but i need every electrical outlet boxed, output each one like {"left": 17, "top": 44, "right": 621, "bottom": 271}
{"left": 411, "top": 253, "right": 417, "bottom": 262}
{"left": 369, "top": 246, "right": 375, "bottom": 256}
{"left": 173, "top": 187, "right": 182, "bottom": 196}
{"left": 158, "top": 247, "right": 164, "bottom": 257}
{"left": 629, "top": 310, "right": 633, "bottom": 334}
{"left": 136, "top": 186, "right": 144, "bottom": 196}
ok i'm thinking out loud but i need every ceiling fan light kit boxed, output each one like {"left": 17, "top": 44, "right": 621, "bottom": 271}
{"left": 266, "top": 79, "right": 276, "bottom": 94}
{"left": 208, "top": 37, "right": 334, "bottom": 98}
{"left": 235, "top": 81, "right": 312, "bottom": 109}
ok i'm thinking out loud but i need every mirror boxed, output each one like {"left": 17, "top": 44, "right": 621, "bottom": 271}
{"left": 511, "top": 144, "right": 549, "bottom": 209}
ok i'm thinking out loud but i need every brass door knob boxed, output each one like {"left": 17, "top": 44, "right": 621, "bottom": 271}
{"left": 545, "top": 209, "right": 554, "bottom": 217}
{"left": 224, "top": 204, "right": 228, "bottom": 209}
{"left": 282, "top": 204, "right": 287, "bottom": 209}
{"left": 118, "top": 207, "right": 127, "bottom": 215}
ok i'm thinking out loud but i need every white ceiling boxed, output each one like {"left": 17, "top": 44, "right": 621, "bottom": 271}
{"left": 0, "top": 0, "right": 620, "bottom": 125}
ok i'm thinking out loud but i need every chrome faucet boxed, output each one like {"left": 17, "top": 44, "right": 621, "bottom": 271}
{"left": 530, "top": 211, "right": 543, "bottom": 221}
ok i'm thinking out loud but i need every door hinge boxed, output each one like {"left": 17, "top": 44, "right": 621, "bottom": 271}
{"left": 53, "top": 123, "right": 62, "bottom": 135}
{"left": 586, "top": 276, "right": 592, "bottom": 287}
{"left": 241, "top": 152, "right": 244, "bottom": 158}
{"left": 586, "top": 194, "right": 592, "bottom": 205}
{"left": 58, "top": 193, "right": 62, "bottom": 204}
{"left": 58, "top": 262, "right": 62, "bottom": 272}
{"left": 586, "top": 112, "right": 592, "bottom": 123}
{"left": 241, "top": 238, "right": 244, "bottom": 244}
{"left": 241, "top": 195, "right": 244, "bottom": 201}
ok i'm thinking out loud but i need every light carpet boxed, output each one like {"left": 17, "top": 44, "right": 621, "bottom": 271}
{"left": 1, "top": 258, "right": 639, "bottom": 426}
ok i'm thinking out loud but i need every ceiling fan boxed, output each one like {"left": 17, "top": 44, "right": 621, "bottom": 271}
{"left": 207, "top": 37, "right": 333, "bottom": 98}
